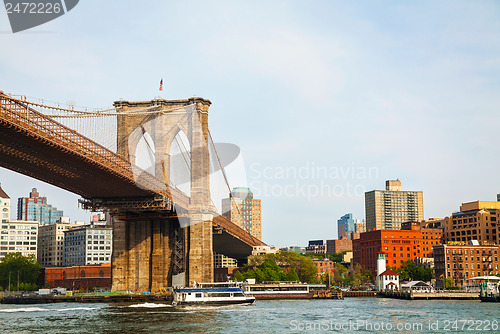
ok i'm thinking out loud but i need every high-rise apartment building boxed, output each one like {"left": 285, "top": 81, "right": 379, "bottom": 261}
{"left": 355, "top": 219, "right": 366, "bottom": 234}
{"left": 0, "top": 185, "right": 11, "bottom": 224}
{"left": 38, "top": 222, "right": 85, "bottom": 267}
{"left": 0, "top": 186, "right": 39, "bottom": 260}
{"left": 338, "top": 213, "right": 355, "bottom": 239}
{"left": 221, "top": 187, "right": 261, "bottom": 240}
{"left": 442, "top": 201, "right": 500, "bottom": 245}
{"left": 0, "top": 220, "right": 39, "bottom": 260}
{"left": 365, "top": 180, "right": 424, "bottom": 231}
{"left": 17, "top": 188, "right": 63, "bottom": 225}
{"left": 64, "top": 224, "right": 113, "bottom": 267}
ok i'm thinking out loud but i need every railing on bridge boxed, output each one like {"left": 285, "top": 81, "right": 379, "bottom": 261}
{"left": 0, "top": 92, "right": 188, "bottom": 209}
{"left": 0, "top": 91, "right": 264, "bottom": 248}
{"left": 213, "top": 215, "right": 263, "bottom": 247}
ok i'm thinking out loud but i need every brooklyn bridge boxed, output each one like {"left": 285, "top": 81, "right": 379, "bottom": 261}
{"left": 0, "top": 91, "right": 263, "bottom": 291}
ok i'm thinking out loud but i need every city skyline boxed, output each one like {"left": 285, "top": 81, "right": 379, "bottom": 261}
{"left": 1, "top": 1, "right": 499, "bottom": 247}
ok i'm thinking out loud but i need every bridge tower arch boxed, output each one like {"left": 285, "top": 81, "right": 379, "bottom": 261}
{"left": 112, "top": 97, "right": 214, "bottom": 290}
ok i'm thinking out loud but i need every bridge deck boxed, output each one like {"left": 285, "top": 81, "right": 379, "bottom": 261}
{"left": 0, "top": 93, "right": 188, "bottom": 208}
{"left": 0, "top": 92, "right": 264, "bottom": 251}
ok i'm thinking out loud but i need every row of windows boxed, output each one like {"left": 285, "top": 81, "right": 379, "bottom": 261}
{"left": 1, "top": 225, "right": 37, "bottom": 230}
{"left": 446, "top": 249, "right": 498, "bottom": 255}
{"left": 450, "top": 229, "right": 497, "bottom": 236}
{"left": 448, "top": 256, "right": 497, "bottom": 262}
{"left": 0, "top": 241, "right": 36, "bottom": 245}
{"left": 85, "top": 240, "right": 110, "bottom": 245}
{"left": 1, "top": 231, "right": 37, "bottom": 236}
{"left": 448, "top": 263, "right": 498, "bottom": 270}
{"left": 446, "top": 271, "right": 499, "bottom": 278}
{"left": 0, "top": 246, "right": 36, "bottom": 250}
{"left": 0, "top": 236, "right": 36, "bottom": 240}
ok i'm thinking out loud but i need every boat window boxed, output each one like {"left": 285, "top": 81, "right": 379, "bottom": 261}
{"left": 207, "top": 292, "right": 232, "bottom": 297}
{"left": 195, "top": 293, "right": 202, "bottom": 298}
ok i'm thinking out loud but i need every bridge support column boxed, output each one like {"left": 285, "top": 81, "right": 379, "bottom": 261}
{"left": 111, "top": 218, "right": 176, "bottom": 292}
{"left": 111, "top": 219, "right": 128, "bottom": 291}
{"left": 137, "top": 221, "right": 151, "bottom": 292}
{"left": 187, "top": 217, "right": 213, "bottom": 285}
{"left": 186, "top": 100, "right": 214, "bottom": 285}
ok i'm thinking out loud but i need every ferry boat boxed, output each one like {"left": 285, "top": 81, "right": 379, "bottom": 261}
{"left": 173, "top": 282, "right": 255, "bottom": 306}
{"left": 240, "top": 281, "right": 327, "bottom": 299}
{"left": 468, "top": 276, "right": 500, "bottom": 302}
{"left": 480, "top": 282, "right": 500, "bottom": 302}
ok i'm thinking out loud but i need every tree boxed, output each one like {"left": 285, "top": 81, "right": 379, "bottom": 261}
{"left": 0, "top": 253, "right": 42, "bottom": 290}
{"left": 444, "top": 278, "right": 455, "bottom": 289}
{"left": 333, "top": 263, "right": 349, "bottom": 285}
{"left": 395, "top": 260, "right": 434, "bottom": 282}
{"left": 285, "top": 268, "right": 299, "bottom": 282}
{"left": 351, "top": 263, "right": 373, "bottom": 289}
{"left": 233, "top": 270, "right": 245, "bottom": 282}
{"left": 236, "top": 252, "right": 318, "bottom": 283}
{"left": 234, "top": 259, "right": 288, "bottom": 283}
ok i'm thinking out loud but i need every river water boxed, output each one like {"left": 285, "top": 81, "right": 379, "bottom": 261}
{"left": 0, "top": 298, "right": 498, "bottom": 333}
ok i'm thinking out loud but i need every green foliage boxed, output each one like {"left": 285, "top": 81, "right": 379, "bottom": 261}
{"left": 333, "top": 263, "right": 349, "bottom": 284}
{"left": 0, "top": 253, "right": 42, "bottom": 289}
{"left": 443, "top": 278, "right": 455, "bottom": 289}
{"left": 395, "top": 260, "right": 434, "bottom": 282}
{"left": 18, "top": 282, "right": 39, "bottom": 291}
{"left": 235, "top": 251, "right": 318, "bottom": 283}
{"left": 351, "top": 263, "right": 373, "bottom": 289}
{"left": 233, "top": 270, "right": 245, "bottom": 282}
{"left": 286, "top": 268, "right": 300, "bottom": 282}
{"left": 233, "top": 259, "right": 287, "bottom": 283}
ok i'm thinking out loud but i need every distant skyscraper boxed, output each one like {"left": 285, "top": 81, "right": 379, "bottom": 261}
{"left": 337, "top": 213, "right": 355, "bottom": 239}
{"left": 497, "top": 194, "right": 500, "bottom": 202}
{"left": 17, "top": 188, "right": 63, "bottom": 225}
{"left": 0, "top": 184, "right": 11, "bottom": 224}
{"left": 354, "top": 219, "right": 366, "bottom": 234}
{"left": 221, "top": 187, "right": 261, "bottom": 240}
{"left": 365, "top": 180, "right": 424, "bottom": 231}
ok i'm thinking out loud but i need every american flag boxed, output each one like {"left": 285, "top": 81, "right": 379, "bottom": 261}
{"left": 159, "top": 79, "right": 163, "bottom": 91}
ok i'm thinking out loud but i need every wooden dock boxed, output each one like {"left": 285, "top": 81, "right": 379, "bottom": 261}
{"left": 343, "top": 291, "right": 378, "bottom": 298}
{"left": 312, "top": 290, "right": 343, "bottom": 299}
{"left": 380, "top": 290, "right": 479, "bottom": 300}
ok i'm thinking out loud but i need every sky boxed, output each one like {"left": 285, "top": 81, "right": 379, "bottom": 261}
{"left": 0, "top": 1, "right": 499, "bottom": 247}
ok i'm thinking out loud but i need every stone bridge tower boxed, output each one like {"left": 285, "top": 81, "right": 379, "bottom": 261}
{"left": 111, "top": 97, "right": 214, "bottom": 291}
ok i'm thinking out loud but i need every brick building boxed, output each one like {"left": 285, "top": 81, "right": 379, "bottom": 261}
{"left": 313, "top": 259, "right": 335, "bottom": 279}
{"left": 353, "top": 222, "right": 442, "bottom": 274}
{"left": 39, "top": 264, "right": 111, "bottom": 290}
{"left": 441, "top": 201, "right": 499, "bottom": 245}
{"left": 433, "top": 244, "right": 500, "bottom": 288}
{"left": 326, "top": 238, "right": 352, "bottom": 254}
{"left": 214, "top": 267, "right": 240, "bottom": 282}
